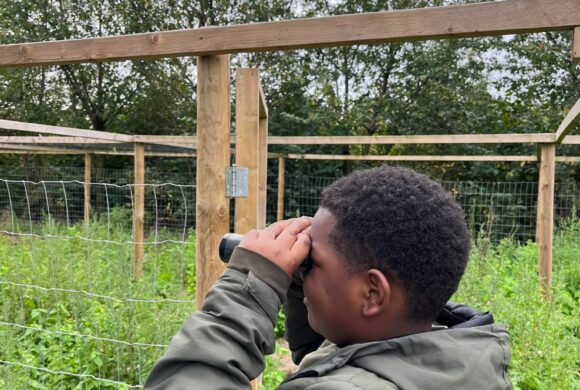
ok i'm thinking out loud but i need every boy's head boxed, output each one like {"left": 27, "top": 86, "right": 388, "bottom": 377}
{"left": 302, "top": 166, "right": 469, "bottom": 345}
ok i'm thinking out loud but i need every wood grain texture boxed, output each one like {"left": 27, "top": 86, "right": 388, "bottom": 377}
{"left": 84, "top": 153, "right": 91, "bottom": 228}
{"left": 258, "top": 117, "right": 268, "bottom": 229}
{"left": 277, "top": 158, "right": 285, "bottom": 221}
{"left": 279, "top": 154, "right": 539, "bottom": 161}
{"left": 0, "top": 149, "right": 195, "bottom": 157}
{"left": 535, "top": 144, "right": 556, "bottom": 300}
{"left": 0, "top": 119, "right": 133, "bottom": 142}
{"left": 133, "top": 143, "right": 145, "bottom": 280}
{"left": 555, "top": 98, "right": 580, "bottom": 143}
{"left": 1, "top": 0, "right": 578, "bottom": 66}
{"left": 563, "top": 135, "right": 580, "bottom": 144}
{"left": 235, "top": 68, "right": 260, "bottom": 234}
{"left": 0, "top": 136, "right": 119, "bottom": 144}
{"left": 268, "top": 134, "right": 556, "bottom": 145}
{"left": 195, "top": 55, "right": 230, "bottom": 310}
{"left": 0, "top": 132, "right": 561, "bottom": 146}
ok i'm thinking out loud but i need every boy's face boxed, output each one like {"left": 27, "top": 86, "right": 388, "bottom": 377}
{"left": 302, "top": 208, "right": 362, "bottom": 345}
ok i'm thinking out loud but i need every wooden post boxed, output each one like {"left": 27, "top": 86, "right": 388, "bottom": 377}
{"left": 84, "top": 153, "right": 91, "bottom": 228}
{"left": 196, "top": 55, "right": 231, "bottom": 310}
{"left": 133, "top": 143, "right": 145, "bottom": 280}
{"left": 535, "top": 143, "right": 556, "bottom": 300}
{"left": 277, "top": 158, "right": 285, "bottom": 221}
{"left": 258, "top": 116, "right": 268, "bottom": 229}
{"left": 234, "top": 66, "right": 265, "bottom": 390}
{"left": 258, "top": 83, "right": 269, "bottom": 229}
{"left": 234, "top": 68, "right": 260, "bottom": 234}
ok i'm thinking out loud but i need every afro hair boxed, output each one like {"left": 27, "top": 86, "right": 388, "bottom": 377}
{"left": 320, "top": 165, "right": 470, "bottom": 323}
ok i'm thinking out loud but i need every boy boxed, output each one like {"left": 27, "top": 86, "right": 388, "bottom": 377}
{"left": 145, "top": 166, "right": 512, "bottom": 389}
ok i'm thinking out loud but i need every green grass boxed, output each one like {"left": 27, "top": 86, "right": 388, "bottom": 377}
{"left": 0, "top": 213, "right": 196, "bottom": 389}
{"left": 452, "top": 221, "right": 579, "bottom": 390}
{"left": 0, "top": 215, "right": 578, "bottom": 389}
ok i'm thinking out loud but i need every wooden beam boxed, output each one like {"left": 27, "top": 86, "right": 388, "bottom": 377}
{"left": 0, "top": 134, "right": 196, "bottom": 149}
{"left": 0, "top": 136, "right": 119, "bottom": 144}
{"left": 0, "top": 143, "right": 76, "bottom": 153}
{"left": 0, "top": 133, "right": 562, "bottom": 146}
{"left": 235, "top": 68, "right": 261, "bottom": 234}
{"left": 196, "top": 55, "right": 230, "bottom": 310}
{"left": 258, "top": 82, "right": 268, "bottom": 119}
{"left": 563, "top": 135, "right": 580, "bottom": 144}
{"left": 556, "top": 156, "right": 580, "bottom": 162}
{"left": 277, "top": 158, "right": 285, "bottom": 221}
{"left": 0, "top": 149, "right": 195, "bottom": 157}
{"left": 0, "top": 119, "right": 133, "bottom": 142}
{"left": 133, "top": 143, "right": 145, "bottom": 280}
{"left": 84, "top": 153, "right": 91, "bottom": 229}
{"left": 536, "top": 144, "right": 556, "bottom": 300}
{"left": 555, "top": 98, "right": 580, "bottom": 143}
{"left": 267, "top": 134, "right": 556, "bottom": 145}
{"left": 258, "top": 82, "right": 269, "bottom": 229}
{"left": 132, "top": 135, "right": 196, "bottom": 146}
{"left": 278, "top": 154, "right": 539, "bottom": 162}
{"left": 1, "top": 0, "right": 578, "bottom": 67}
{"left": 233, "top": 69, "right": 265, "bottom": 390}
{"left": 573, "top": 27, "right": 580, "bottom": 63}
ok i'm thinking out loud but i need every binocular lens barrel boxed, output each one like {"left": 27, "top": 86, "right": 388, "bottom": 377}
{"left": 218, "top": 232, "right": 313, "bottom": 273}
{"left": 219, "top": 233, "right": 244, "bottom": 263}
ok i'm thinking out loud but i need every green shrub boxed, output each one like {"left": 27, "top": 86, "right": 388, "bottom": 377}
{"left": 1, "top": 217, "right": 578, "bottom": 389}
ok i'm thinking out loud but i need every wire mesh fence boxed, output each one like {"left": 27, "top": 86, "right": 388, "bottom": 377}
{"left": 271, "top": 174, "right": 579, "bottom": 243}
{"left": 0, "top": 175, "right": 196, "bottom": 388}
{"left": 0, "top": 164, "right": 578, "bottom": 388}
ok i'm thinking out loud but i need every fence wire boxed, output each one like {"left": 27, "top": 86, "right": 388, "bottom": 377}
{"left": 270, "top": 175, "right": 579, "bottom": 243}
{"left": 0, "top": 178, "right": 196, "bottom": 388}
{"left": 0, "top": 165, "right": 578, "bottom": 388}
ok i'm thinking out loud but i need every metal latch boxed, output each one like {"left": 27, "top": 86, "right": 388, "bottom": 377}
{"left": 225, "top": 166, "right": 249, "bottom": 198}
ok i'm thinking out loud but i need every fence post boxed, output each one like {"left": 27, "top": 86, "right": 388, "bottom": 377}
{"left": 277, "top": 157, "right": 285, "bottom": 221}
{"left": 235, "top": 68, "right": 260, "bottom": 234}
{"left": 133, "top": 143, "right": 145, "bottom": 280}
{"left": 235, "top": 68, "right": 268, "bottom": 390}
{"left": 84, "top": 153, "right": 91, "bottom": 229}
{"left": 535, "top": 143, "right": 555, "bottom": 300}
{"left": 196, "top": 55, "right": 231, "bottom": 310}
{"left": 258, "top": 88, "right": 268, "bottom": 229}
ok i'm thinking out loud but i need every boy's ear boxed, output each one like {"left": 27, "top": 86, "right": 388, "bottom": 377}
{"left": 361, "top": 269, "right": 390, "bottom": 318}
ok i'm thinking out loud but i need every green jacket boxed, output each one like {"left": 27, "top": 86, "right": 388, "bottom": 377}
{"left": 145, "top": 248, "right": 512, "bottom": 389}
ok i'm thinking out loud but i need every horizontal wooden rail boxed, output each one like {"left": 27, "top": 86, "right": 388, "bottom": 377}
{"left": 268, "top": 134, "right": 556, "bottom": 144}
{"left": 564, "top": 135, "right": 580, "bottom": 144}
{"left": 0, "top": 0, "right": 578, "bottom": 67}
{"left": 0, "top": 119, "right": 133, "bottom": 142}
{"left": 268, "top": 153, "right": 580, "bottom": 162}
{"left": 0, "top": 144, "right": 194, "bottom": 157}
{"left": 0, "top": 136, "right": 119, "bottom": 144}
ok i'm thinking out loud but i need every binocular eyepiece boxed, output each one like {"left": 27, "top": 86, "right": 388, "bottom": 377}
{"left": 219, "top": 232, "right": 313, "bottom": 273}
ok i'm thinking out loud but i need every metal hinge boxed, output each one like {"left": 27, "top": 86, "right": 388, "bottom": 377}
{"left": 225, "top": 166, "right": 249, "bottom": 198}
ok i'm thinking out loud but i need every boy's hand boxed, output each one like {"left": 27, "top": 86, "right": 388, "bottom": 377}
{"left": 239, "top": 217, "right": 312, "bottom": 275}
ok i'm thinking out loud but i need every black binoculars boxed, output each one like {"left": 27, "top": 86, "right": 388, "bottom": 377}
{"left": 219, "top": 233, "right": 313, "bottom": 273}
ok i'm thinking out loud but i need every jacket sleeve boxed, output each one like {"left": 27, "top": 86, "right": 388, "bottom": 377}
{"left": 283, "top": 272, "right": 325, "bottom": 365}
{"left": 144, "top": 247, "right": 291, "bottom": 390}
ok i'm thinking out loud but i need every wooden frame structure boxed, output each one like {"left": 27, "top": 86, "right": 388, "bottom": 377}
{"left": 1, "top": 0, "right": 579, "bottom": 304}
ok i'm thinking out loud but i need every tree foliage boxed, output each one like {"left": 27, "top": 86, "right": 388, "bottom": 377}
{"left": 0, "top": 0, "right": 578, "bottom": 182}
